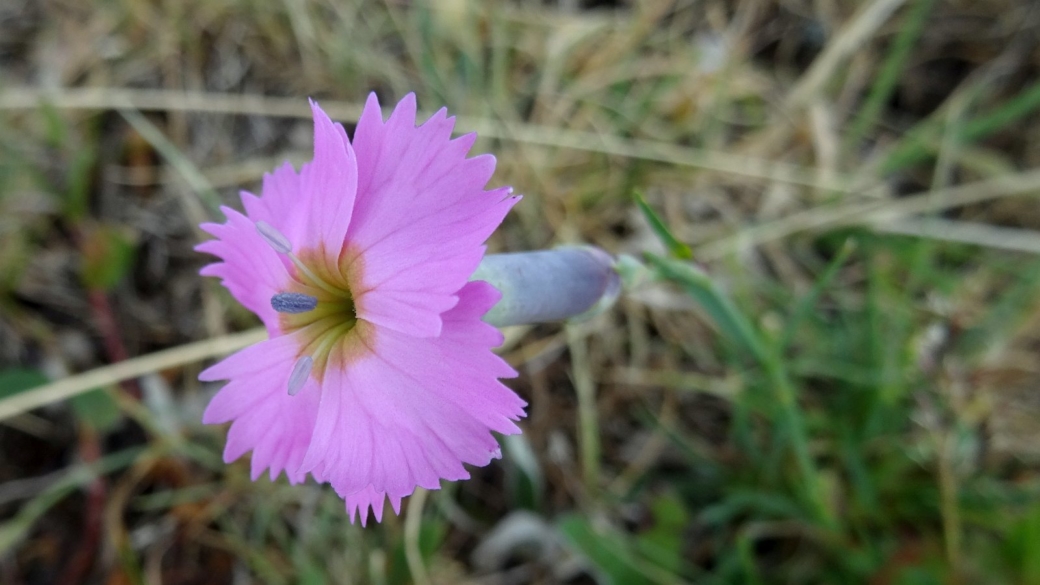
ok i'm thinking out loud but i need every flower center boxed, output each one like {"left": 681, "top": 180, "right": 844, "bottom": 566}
{"left": 276, "top": 247, "right": 369, "bottom": 382}
{"left": 256, "top": 221, "right": 371, "bottom": 391}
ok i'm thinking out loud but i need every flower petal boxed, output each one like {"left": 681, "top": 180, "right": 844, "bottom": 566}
{"left": 240, "top": 162, "right": 308, "bottom": 253}
{"left": 196, "top": 206, "right": 292, "bottom": 333}
{"left": 302, "top": 282, "right": 525, "bottom": 502}
{"left": 355, "top": 288, "right": 459, "bottom": 337}
{"left": 297, "top": 100, "right": 358, "bottom": 256}
{"left": 238, "top": 102, "right": 358, "bottom": 260}
{"left": 342, "top": 485, "right": 404, "bottom": 527}
{"left": 202, "top": 334, "right": 320, "bottom": 484}
{"left": 346, "top": 92, "right": 518, "bottom": 337}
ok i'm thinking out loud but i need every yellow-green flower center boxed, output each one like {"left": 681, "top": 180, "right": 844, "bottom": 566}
{"left": 278, "top": 247, "right": 370, "bottom": 380}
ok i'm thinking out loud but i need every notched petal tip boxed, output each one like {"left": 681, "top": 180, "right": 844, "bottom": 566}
{"left": 421, "top": 106, "right": 455, "bottom": 131}
{"left": 309, "top": 98, "right": 331, "bottom": 125}
{"left": 363, "top": 92, "right": 382, "bottom": 117}
{"left": 390, "top": 92, "right": 418, "bottom": 127}
{"left": 309, "top": 98, "right": 354, "bottom": 158}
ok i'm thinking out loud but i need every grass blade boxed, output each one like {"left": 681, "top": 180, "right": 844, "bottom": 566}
{"left": 634, "top": 191, "right": 693, "bottom": 260}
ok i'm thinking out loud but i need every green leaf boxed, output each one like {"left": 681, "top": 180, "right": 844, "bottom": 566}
{"left": 0, "top": 363, "right": 120, "bottom": 433}
{"left": 504, "top": 433, "right": 544, "bottom": 509}
{"left": 296, "top": 558, "right": 328, "bottom": 585}
{"left": 1001, "top": 504, "right": 1040, "bottom": 583}
{"left": 645, "top": 253, "right": 767, "bottom": 364}
{"left": 844, "top": 0, "right": 937, "bottom": 152}
{"left": 70, "top": 388, "right": 122, "bottom": 433}
{"left": 558, "top": 514, "right": 657, "bottom": 585}
{"left": 880, "top": 78, "right": 1040, "bottom": 175}
{"left": 635, "top": 493, "right": 690, "bottom": 574}
{"left": 389, "top": 514, "right": 446, "bottom": 585}
{"left": 700, "top": 490, "right": 810, "bottom": 525}
{"left": 64, "top": 145, "right": 97, "bottom": 220}
{"left": 634, "top": 191, "right": 693, "bottom": 260}
{"left": 779, "top": 237, "right": 856, "bottom": 352}
{"left": 40, "top": 101, "right": 69, "bottom": 149}
{"left": 80, "top": 223, "right": 137, "bottom": 291}
{"left": 0, "top": 368, "right": 48, "bottom": 400}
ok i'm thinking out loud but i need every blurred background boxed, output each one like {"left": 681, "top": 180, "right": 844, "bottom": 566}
{"left": 3, "top": 0, "right": 1040, "bottom": 583}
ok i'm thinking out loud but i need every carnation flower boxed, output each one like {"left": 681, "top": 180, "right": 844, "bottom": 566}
{"left": 196, "top": 94, "right": 526, "bottom": 525}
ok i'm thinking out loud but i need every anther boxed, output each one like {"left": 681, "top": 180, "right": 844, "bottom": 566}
{"left": 288, "top": 355, "right": 313, "bottom": 396}
{"left": 271, "top": 292, "right": 319, "bottom": 314}
{"left": 256, "top": 221, "right": 292, "bottom": 254}
{"left": 256, "top": 221, "right": 343, "bottom": 298}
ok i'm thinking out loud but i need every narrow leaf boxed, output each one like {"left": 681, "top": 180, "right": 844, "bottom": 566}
{"left": 634, "top": 191, "right": 693, "bottom": 260}
{"left": 646, "top": 253, "right": 767, "bottom": 364}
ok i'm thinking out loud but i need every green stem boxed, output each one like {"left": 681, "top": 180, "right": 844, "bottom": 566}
{"left": 844, "top": 0, "right": 937, "bottom": 154}
{"left": 880, "top": 78, "right": 1040, "bottom": 175}
{"left": 645, "top": 253, "right": 834, "bottom": 527}
{"left": 762, "top": 349, "right": 835, "bottom": 529}
{"left": 938, "top": 432, "right": 962, "bottom": 577}
{"left": 567, "top": 324, "right": 601, "bottom": 494}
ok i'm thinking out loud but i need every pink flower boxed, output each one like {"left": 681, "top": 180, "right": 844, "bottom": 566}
{"left": 196, "top": 94, "right": 526, "bottom": 525}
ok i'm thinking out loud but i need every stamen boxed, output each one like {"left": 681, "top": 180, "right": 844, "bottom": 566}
{"left": 271, "top": 292, "right": 319, "bottom": 314}
{"left": 255, "top": 221, "right": 342, "bottom": 297}
{"left": 256, "top": 221, "right": 292, "bottom": 254}
{"left": 288, "top": 355, "right": 313, "bottom": 396}
{"left": 285, "top": 254, "right": 342, "bottom": 297}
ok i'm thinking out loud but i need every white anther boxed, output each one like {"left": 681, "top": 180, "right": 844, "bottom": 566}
{"left": 287, "top": 355, "right": 314, "bottom": 396}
